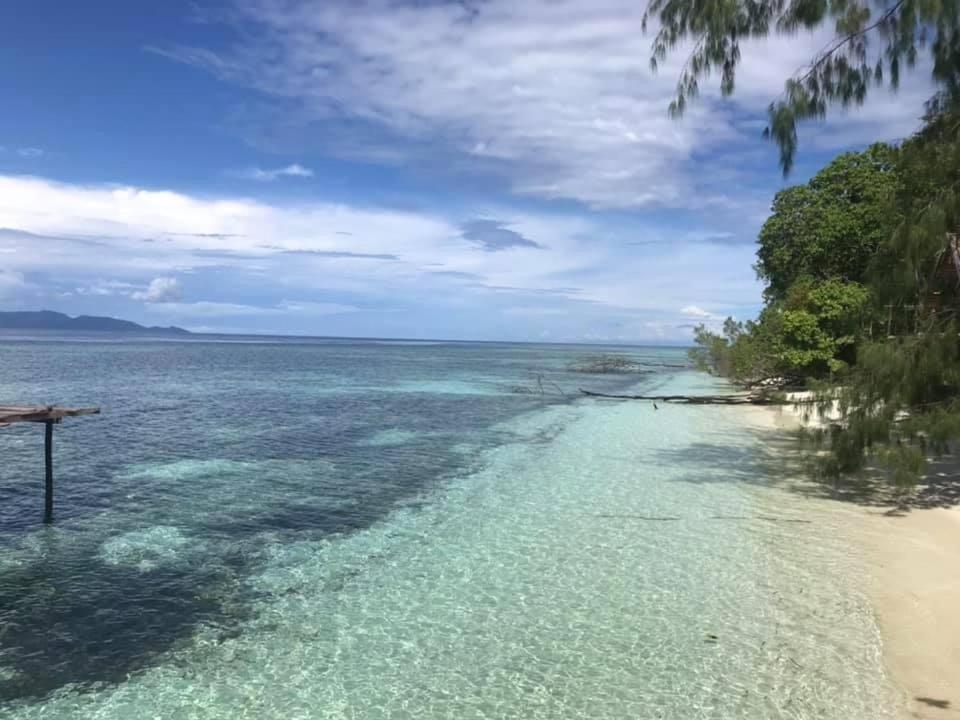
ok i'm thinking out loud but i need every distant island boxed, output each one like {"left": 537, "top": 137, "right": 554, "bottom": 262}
{"left": 0, "top": 310, "right": 190, "bottom": 335}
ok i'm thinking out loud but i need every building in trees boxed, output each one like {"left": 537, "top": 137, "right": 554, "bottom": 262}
{"left": 927, "top": 234, "right": 960, "bottom": 318}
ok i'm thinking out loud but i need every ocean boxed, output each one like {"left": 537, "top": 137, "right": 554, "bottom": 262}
{"left": 0, "top": 335, "right": 901, "bottom": 718}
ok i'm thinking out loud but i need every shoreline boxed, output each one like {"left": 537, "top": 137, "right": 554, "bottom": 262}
{"left": 854, "top": 504, "right": 960, "bottom": 719}
{"left": 757, "top": 401, "right": 960, "bottom": 719}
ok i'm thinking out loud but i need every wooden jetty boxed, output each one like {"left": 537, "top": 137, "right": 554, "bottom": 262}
{"left": 0, "top": 405, "right": 100, "bottom": 523}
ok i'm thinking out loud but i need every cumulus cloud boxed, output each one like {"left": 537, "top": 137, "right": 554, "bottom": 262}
{"left": 132, "top": 277, "right": 183, "bottom": 303}
{"left": 235, "top": 163, "right": 314, "bottom": 181}
{"left": 680, "top": 305, "right": 714, "bottom": 318}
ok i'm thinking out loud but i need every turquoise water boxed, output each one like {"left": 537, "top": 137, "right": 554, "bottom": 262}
{"left": 0, "top": 337, "right": 900, "bottom": 718}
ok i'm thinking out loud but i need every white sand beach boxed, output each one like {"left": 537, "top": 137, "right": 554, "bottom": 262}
{"left": 763, "top": 399, "right": 960, "bottom": 719}
{"left": 857, "top": 504, "right": 960, "bottom": 719}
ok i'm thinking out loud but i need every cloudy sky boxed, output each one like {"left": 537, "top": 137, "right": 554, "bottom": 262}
{"left": 0, "top": 0, "right": 934, "bottom": 342}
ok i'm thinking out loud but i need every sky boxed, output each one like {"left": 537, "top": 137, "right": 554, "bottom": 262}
{"left": 0, "top": 0, "right": 936, "bottom": 342}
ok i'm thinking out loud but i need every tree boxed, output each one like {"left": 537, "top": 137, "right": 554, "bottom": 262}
{"left": 806, "top": 106, "right": 960, "bottom": 487}
{"left": 763, "top": 278, "right": 872, "bottom": 374}
{"left": 689, "top": 317, "right": 779, "bottom": 380}
{"left": 650, "top": 1, "right": 960, "bottom": 488}
{"left": 688, "top": 319, "right": 742, "bottom": 376}
{"left": 691, "top": 278, "right": 870, "bottom": 386}
{"left": 644, "top": 0, "right": 960, "bottom": 172}
{"left": 756, "top": 144, "right": 899, "bottom": 300}
{"left": 705, "top": 145, "right": 893, "bottom": 386}
{"left": 871, "top": 108, "right": 960, "bottom": 314}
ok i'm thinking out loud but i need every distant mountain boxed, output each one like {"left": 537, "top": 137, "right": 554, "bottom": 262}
{"left": 0, "top": 310, "right": 190, "bottom": 335}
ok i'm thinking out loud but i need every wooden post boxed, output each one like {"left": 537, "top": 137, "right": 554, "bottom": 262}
{"left": 44, "top": 420, "right": 54, "bottom": 523}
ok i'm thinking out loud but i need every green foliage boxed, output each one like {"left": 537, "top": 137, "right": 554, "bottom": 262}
{"left": 765, "top": 279, "right": 872, "bottom": 374}
{"left": 660, "top": 3, "right": 960, "bottom": 490}
{"left": 756, "top": 144, "right": 899, "bottom": 300}
{"left": 818, "top": 326, "right": 960, "bottom": 481}
{"left": 805, "top": 108, "right": 960, "bottom": 488}
{"left": 644, "top": 0, "right": 960, "bottom": 172}
{"left": 871, "top": 109, "right": 960, "bottom": 313}
{"left": 697, "top": 146, "right": 888, "bottom": 386}
{"left": 689, "top": 279, "right": 870, "bottom": 384}
{"left": 688, "top": 318, "right": 743, "bottom": 376}
{"left": 689, "top": 317, "right": 782, "bottom": 382}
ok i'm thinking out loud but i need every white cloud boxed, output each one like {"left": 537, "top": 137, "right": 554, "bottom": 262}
{"left": 278, "top": 300, "right": 361, "bottom": 315}
{"left": 680, "top": 305, "right": 714, "bottom": 318}
{"left": 142, "top": 300, "right": 361, "bottom": 318}
{"left": 1, "top": 147, "right": 45, "bottom": 158}
{"left": 132, "top": 277, "right": 183, "bottom": 303}
{"left": 76, "top": 279, "right": 139, "bottom": 297}
{"left": 155, "top": 0, "right": 935, "bottom": 209}
{"left": 0, "top": 173, "right": 763, "bottom": 342}
{"left": 77, "top": 285, "right": 114, "bottom": 296}
{"left": 235, "top": 163, "right": 314, "bottom": 181}
{"left": 0, "top": 175, "right": 452, "bottom": 264}
{"left": 142, "top": 301, "right": 277, "bottom": 317}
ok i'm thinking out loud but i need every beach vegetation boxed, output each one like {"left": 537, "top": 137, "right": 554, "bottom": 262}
{"left": 692, "top": 103, "right": 960, "bottom": 488}
{"left": 691, "top": 145, "right": 888, "bottom": 383}
{"left": 756, "top": 144, "right": 900, "bottom": 301}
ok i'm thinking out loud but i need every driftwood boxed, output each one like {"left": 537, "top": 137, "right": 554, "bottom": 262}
{"left": 511, "top": 372, "right": 566, "bottom": 396}
{"left": 579, "top": 389, "right": 784, "bottom": 405}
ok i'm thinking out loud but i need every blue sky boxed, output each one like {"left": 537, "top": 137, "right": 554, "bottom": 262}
{"left": 0, "top": 0, "right": 934, "bottom": 342}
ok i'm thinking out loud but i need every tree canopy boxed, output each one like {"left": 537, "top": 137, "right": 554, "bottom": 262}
{"left": 691, "top": 143, "right": 891, "bottom": 383}
{"left": 644, "top": 0, "right": 960, "bottom": 172}
{"left": 756, "top": 143, "right": 899, "bottom": 299}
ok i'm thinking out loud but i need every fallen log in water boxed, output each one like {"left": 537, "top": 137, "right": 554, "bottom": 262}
{"left": 578, "top": 389, "right": 785, "bottom": 405}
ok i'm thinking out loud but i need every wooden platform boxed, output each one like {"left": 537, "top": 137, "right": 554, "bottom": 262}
{"left": 0, "top": 404, "right": 100, "bottom": 522}
{"left": 0, "top": 405, "right": 100, "bottom": 428}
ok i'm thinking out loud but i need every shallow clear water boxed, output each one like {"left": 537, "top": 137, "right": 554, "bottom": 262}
{"left": 0, "top": 336, "right": 901, "bottom": 718}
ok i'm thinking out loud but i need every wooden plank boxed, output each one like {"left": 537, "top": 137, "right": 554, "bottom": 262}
{"left": 0, "top": 405, "right": 100, "bottom": 413}
{"left": 0, "top": 405, "right": 100, "bottom": 425}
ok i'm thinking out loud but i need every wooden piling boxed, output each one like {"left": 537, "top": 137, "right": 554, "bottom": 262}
{"left": 44, "top": 420, "right": 54, "bottom": 523}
